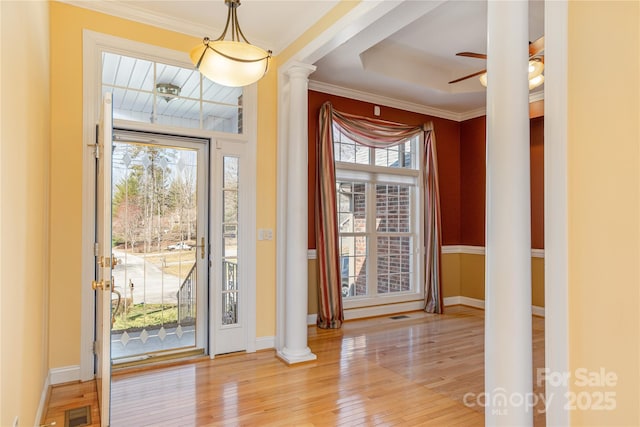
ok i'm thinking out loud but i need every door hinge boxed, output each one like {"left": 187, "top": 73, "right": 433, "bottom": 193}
{"left": 92, "top": 341, "right": 97, "bottom": 354}
{"left": 94, "top": 242, "right": 99, "bottom": 256}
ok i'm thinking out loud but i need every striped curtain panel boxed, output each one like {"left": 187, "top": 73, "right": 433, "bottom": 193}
{"left": 315, "top": 102, "right": 444, "bottom": 327}
{"left": 423, "top": 123, "right": 444, "bottom": 314}
{"left": 315, "top": 102, "right": 344, "bottom": 328}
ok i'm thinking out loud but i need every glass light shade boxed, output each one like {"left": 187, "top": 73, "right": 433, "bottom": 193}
{"left": 528, "top": 59, "right": 544, "bottom": 79}
{"left": 478, "top": 72, "right": 488, "bottom": 87}
{"left": 479, "top": 70, "right": 544, "bottom": 90}
{"left": 190, "top": 40, "right": 270, "bottom": 87}
{"left": 528, "top": 74, "right": 545, "bottom": 90}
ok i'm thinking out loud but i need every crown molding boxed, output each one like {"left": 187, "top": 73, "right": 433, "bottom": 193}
{"left": 59, "top": 0, "right": 273, "bottom": 52}
{"left": 308, "top": 80, "right": 462, "bottom": 122}
{"left": 309, "top": 80, "right": 545, "bottom": 123}
{"left": 459, "top": 107, "right": 488, "bottom": 122}
{"left": 529, "top": 90, "right": 545, "bottom": 103}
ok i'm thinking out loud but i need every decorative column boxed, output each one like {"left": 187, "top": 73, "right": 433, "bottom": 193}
{"left": 484, "top": 1, "right": 533, "bottom": 426}
{"left": 277, "top": 62, "right": 318, "bottom": 364}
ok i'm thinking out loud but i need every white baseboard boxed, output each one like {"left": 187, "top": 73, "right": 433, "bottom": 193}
{"left": 306, "top": 297, "right": 545, "bottom": 326}
{"left": 344, "top": 300, "right": 424, "bottom": 320}
{"left": 443, "top": 296, "right": 461, "bottom": 306}
{"left": 49, "top": 365, "right": 81, "bottom": 385}
{"left": 444, "top": 296, "right": 545, "bottom": 317}
{"left": 532, "top": 305, "right": 546, "bottom": 317}
{"left": 36, "top": 374, "right": 51, "bottom": 426}
{"left": 255, "top": 336, "right": 275, "bottom": 351}
{"left": 307, "top": 300, "right": 425, "bottom": 325}
{"left": 458, "top": 296, "right": 485, "bottom": 309}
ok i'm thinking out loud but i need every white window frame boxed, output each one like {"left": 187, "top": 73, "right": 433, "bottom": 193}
{"left": 80, "top": 30, "right": 257, "bottom": 380}
{"left": 335, "top": 131, "right": 425, "bottom": 310}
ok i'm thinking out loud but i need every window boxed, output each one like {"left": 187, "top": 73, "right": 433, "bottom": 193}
{"left": 102, "top": 52, "right": 244, "bottom": 133}
{"left": 334, "top": 124, "right": 422, "bottom": 303}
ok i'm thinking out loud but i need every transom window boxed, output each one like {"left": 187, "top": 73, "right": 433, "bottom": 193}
{"left": 334, "top": 124, "right": 421, "bottom": 301}
{"left": 102, "top": 52, "right": 244, "bottom": 134}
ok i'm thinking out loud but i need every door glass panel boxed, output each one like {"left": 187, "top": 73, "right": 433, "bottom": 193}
{"left": 222, "top": 156, "right": 239, "bottom": 326}
{"left": 110, "top": 140, "right": 200, "bottom": 360}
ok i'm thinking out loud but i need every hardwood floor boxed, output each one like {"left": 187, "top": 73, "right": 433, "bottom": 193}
{"left": 43, "top": 306, "right": 546, "bottom": 426}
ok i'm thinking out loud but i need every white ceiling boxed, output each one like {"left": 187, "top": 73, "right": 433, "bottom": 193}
{"left": 64, "top": 0, "right": 544, "bottom": 117}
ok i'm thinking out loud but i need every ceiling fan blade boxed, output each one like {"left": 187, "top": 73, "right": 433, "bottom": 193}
{"left": 529, "top": 36, "right": 545, "bottom": 56}
{"left": 456, "top": 52, "right": 488, "bottom": 60}
{"left": 448, "top": 69, "right": 487, "bottom": 84}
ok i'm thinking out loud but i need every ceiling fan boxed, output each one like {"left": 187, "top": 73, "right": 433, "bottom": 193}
{"left": 448, "top": 36, "right": 545, "bottom": 90}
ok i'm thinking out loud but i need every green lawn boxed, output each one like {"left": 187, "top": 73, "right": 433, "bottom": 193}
{"left": 112, "top": 303, "right": 192, "bottom": 331}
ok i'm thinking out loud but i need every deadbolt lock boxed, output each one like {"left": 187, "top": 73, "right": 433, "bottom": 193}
{"left": 98, "top": 256, "right": 120, "bottom": 269}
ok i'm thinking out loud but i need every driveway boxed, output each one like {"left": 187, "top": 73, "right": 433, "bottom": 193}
{"left": 112, "top": 250, "right": 186, "bottom": 304}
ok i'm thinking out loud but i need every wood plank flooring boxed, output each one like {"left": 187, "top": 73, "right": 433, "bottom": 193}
{"left": 43, "top": 306, "right": 546, "bottom": 426}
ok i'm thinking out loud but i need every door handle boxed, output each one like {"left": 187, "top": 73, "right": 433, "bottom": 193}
{"left": 92, "top": 279, "right": 111, "bottom": 291}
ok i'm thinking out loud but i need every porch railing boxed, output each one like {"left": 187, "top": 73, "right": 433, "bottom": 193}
{"left": 176, "top": 260, "right": 239, "bottom": 326}
{"left": 176, "top": 263, "right": 196, "bottom": 325}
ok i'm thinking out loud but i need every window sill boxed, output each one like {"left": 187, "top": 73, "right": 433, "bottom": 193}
{"left": 343, "top": 292, "right": 424, "bottom": 310}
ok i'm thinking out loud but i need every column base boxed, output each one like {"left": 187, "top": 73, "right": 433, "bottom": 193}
{"left": 276, "top": 347, "right": 317, "bottom": 365}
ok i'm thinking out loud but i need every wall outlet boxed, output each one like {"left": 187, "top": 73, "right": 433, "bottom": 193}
{"left": 257, "top": 229, "right": 273, "bottom": 241}
{"left": 13, "top": 416, "right": 18, "bottom": 427}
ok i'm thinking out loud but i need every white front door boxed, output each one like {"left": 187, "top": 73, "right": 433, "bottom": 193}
{"left": 95, "top": 92, "right": 113, "bottom": 427}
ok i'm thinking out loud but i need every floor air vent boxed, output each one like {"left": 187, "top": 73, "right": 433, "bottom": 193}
{"left": 64, "top": 405, "right": 91, "bottom": 427}
{"left": 390, "top": 315, "right": 410, "bottom": 320}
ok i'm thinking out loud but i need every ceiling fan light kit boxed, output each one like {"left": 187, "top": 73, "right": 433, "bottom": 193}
{"left": 190, "top": 0, "right": 272, "bottom": 87}
{"left": 451, "top": 36, "right": 545, "bottom": 91}
{"left": 478, "top": 58, "right": 545, "bottom": 89}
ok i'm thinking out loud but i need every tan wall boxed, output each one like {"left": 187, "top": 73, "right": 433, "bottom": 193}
{"left": 460, "top": 254, "right": 486, "bottom": 301}
{"left": 441, "top": 253, "right": 461, "bottom": 298}
{"left": 0, "top": 1, "right": 51, "bottom": 425}
{"left": 308, "top": 259, "right": 318, "bottom": 316}
{"left": 458, "top": 254, "right": 544, "bottom": 307}
{"left": 531, "top": 257, "right": 544, "bottom": 308}
{"left": 255, "top": 61, "right": 278, "bottom": 338}
{"left": 568, "top": 2, "right": 640, "bottom": 425}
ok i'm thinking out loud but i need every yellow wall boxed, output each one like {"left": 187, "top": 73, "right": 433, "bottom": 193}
{"left": 441, "top": 253, "right": 461, "bottom": 297}
{"left": 456, "top": 254, "right": 544, "bottom": 307}
{"left": 460, "top": 254, "right": 485, "bottom": 301}
{"left": 568, "top": 1, "right": 640, "bottom": 425}
{"left": 0, "top": 1, "right": 51, "bottom": 425}
{"left": 49, "top": 2, "right": 279, "bottom": 366}
{"left": 308, "top": 259, "right": 319, "bottom": 316}
{"left": 255, "top": 64, "right": 278, "bottom": 337}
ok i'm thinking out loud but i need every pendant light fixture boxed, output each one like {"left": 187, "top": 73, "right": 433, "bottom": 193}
{"left": 190, "top": 0, "right": 272, "bottom": 87}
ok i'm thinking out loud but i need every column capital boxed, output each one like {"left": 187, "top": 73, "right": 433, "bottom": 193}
{"left": 284, "top": 61, "right": 317, "bottom": 80}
